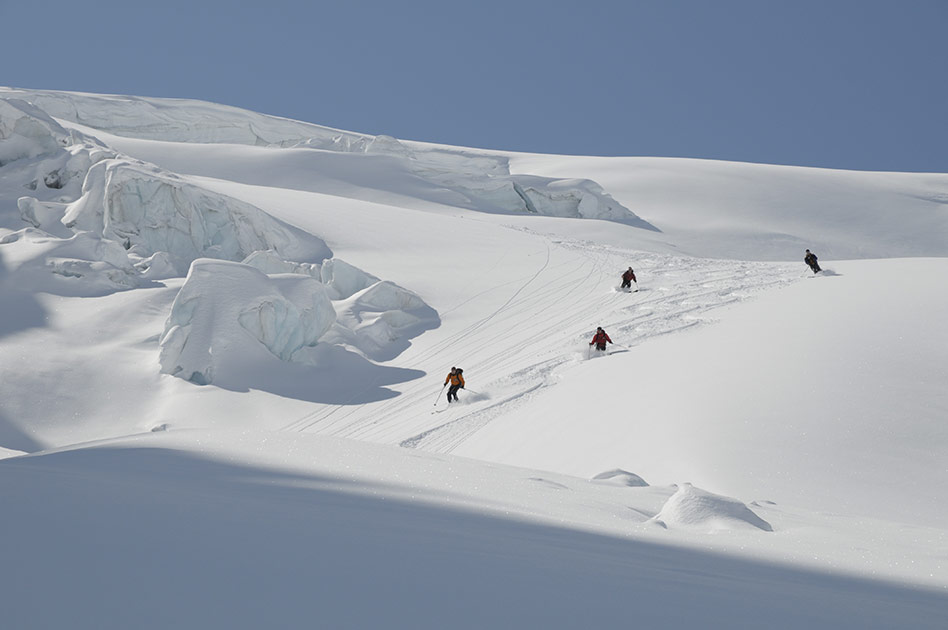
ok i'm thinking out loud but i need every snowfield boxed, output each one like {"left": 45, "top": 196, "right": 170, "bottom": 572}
{"left": 1, "top": 87, "right": 946, "bottom": 629}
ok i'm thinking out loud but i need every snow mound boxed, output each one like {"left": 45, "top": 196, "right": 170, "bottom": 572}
{"left": 61, "top": 159, "right": 331, "bottom": 277}
{"left": 591, "top": 469, "right": 649, "bottom": 487}
{"left": 651, "top": 483, "right": 773, "bottom": 532}
{"left": 159, "top": 260, "right": 337, "bottom": 384}
{"left": 0, "top": 227, "right": 139, "bottom": 296}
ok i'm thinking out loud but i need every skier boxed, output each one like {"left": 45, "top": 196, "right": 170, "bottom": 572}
{"left": 620, "top": 267, "right": 637, "bottom": 291}
{"left": 804, "top": 249, "right": 821, "bottom": 274}
{"left": 444, "top": 367, "right": 465, "bottom": 403}
{"left": 589, "top": 327, "right": 613, "bottom": 352}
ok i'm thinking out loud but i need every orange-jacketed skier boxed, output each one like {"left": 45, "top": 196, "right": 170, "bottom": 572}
{"left": 444, "top": 367, "right": 465, "bottom": 403}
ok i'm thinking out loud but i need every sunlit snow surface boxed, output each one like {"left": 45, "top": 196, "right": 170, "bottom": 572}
{"left": 1, "top": 88, "right": 946, "bottom": 629}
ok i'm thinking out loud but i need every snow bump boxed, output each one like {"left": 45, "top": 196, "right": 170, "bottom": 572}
{"left": 651, "top": 483, "right": 773, "bottom": 532}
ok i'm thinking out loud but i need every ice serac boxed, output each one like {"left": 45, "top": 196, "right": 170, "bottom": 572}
{"left": 0, "top": 87, "right": 370, "bottom": 149}
{"left": 3, "top": 96, "right": 334, "bottom": 293}
{"left": 318, "top": 258, "right": 379, "bottom": 300}
{"left": 159, "top": 258, "right": 439, "bottom": 384}
{"left": 159, "top": 260, "right": 337, "bottom": 385}
{"left": 62, "top": 159, "right": 332, "bottom": 276}
{"left": 651, "top": 483, "right": 773, "bottom": 532}
{"left": 331, "top": 280, "right": 440, "bottom": 361}
{"left": 1, "top": 88, "right": 656, "bottom": 229}
{"left": 1, "top": 96, "right": 115, "bottom": 229}
{"left": 242, "top": 249, "right": 321, "bottom": 278}
{"left": 0, "top": 98, "right": 68, "bottom": 166}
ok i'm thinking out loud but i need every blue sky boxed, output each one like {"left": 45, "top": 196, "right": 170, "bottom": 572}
{"left": 3, "top": 0, "right": 945, "bottom": 172}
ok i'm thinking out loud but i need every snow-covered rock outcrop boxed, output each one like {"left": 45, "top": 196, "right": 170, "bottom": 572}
{"left": 650, "top": 483, "right": 773, "bottom": 532}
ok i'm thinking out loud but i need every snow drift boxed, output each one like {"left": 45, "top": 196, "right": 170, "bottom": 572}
{"left": 651, "top": 483, "right": 773, "bottom": 532}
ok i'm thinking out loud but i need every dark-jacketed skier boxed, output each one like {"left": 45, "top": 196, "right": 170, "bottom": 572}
{"left": 444, "top": 367, "right": 465, "bottom": 403}
{"left": 804, "top": 249, "right": 821, "bottom": 274}
{"left": 621, "top": 267, "right": 637, "bottom": 290}
{"left": 589, "top": 327, "right": 613, "bottom": 352}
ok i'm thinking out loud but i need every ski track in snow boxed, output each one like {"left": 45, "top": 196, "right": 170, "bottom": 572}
{"left": 282, "top": 227, "right": 799, "bottom": 452}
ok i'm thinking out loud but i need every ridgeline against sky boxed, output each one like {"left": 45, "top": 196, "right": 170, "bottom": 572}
{"left": 3, "top": 0, "right": 945, "bottom": 172}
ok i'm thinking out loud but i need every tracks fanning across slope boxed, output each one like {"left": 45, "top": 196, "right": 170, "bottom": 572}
{"left": 283, "top": 227, "right": 799, "bottom": 453}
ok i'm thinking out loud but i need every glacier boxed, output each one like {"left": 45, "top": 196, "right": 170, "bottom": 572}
{"left": 2, "top": 88, "right": 657, "bottom": 227}
{"left": 1, "top": 92, "right": 439, "bottom": 375}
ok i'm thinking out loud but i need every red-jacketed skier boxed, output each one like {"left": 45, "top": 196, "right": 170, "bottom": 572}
{"left": 589, "top": 327, "right": 613, "bottom": 352}
{"left": 621, "top": 267, "right": 637, "bottom": 290}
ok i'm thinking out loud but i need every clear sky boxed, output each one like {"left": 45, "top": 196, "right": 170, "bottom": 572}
{"left": 2, "top": 0, "right": 945, "bottom": 172}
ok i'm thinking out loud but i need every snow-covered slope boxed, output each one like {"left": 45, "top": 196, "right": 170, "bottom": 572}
{"left": 508, "top": 153, "right": 948, "bottom": 260}
{"left": 1, "top": 88, "right": 946, "bottom": 628}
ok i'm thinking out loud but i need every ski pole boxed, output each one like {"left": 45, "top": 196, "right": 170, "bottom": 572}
{"left": 434, "top": 384, "right": 446, "bottom": 406}
{"left": 462, "top": 388, "right": 480, "bottom": 395}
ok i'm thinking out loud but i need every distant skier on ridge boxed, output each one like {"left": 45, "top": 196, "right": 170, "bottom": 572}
{"left": 620, "top": 267, "right": 637, "bottom": 291}
{"left": 804, "top": 249, "right": 821, "bottom": 274}
{"left": 444, "top": 367, "right": 465, "bottom": 403}
{"left": 589, "top": 327, "right": 613, "bottom": 352}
